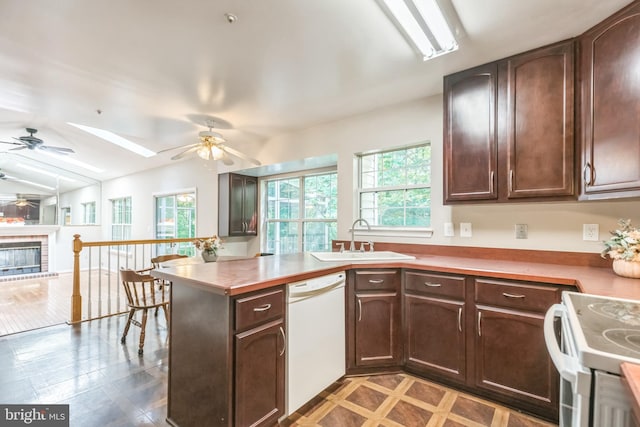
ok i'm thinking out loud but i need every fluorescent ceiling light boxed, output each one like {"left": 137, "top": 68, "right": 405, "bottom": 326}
{"left": 4, "top": 175, "right": 56, "bottom": 191}
{"left": 381, "top": 0, "right": 458, "bottom": 60}
{"left": 16, "top": 162, "right": 77, "bottom": 182}
{"left": 68, "top": 122, "right": 156, "bottom": 158}
{"left": 40, "top": 150, "right": 105, "bottom": 173}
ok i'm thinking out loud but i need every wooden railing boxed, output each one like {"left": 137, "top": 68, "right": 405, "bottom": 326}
{"left": 70, "top": 234, "right": 203, "bottom": 323}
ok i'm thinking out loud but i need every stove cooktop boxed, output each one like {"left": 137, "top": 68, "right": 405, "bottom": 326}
{"left": 564, "top": 291, "right": 640, "bottom": 373}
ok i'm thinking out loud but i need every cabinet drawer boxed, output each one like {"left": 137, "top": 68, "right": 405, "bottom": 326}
{"left": 475, "top": 279, "right": 560, "bottom": 313}
{"left": 405, "top": 271, "right": 465, "bottom": 300}
{"left": 235, "top": 288, "right": 284, "bottom": 331}
{"left": 354, "top": 270, "right": 399, "bottom": 291}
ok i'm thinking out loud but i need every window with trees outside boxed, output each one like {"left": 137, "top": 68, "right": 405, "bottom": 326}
{"left": 264, "top": 171, "right": 337, "bottom": 254}
{"left": 155, "top": 193, "right": 196, "bottom": 256}
{"left": 358, "top": 143, "right": 431, "bottom": 228}
{"left": 111, "top": 197, "right": 132, "bottom": 241}
{"left": 82, "top": 201, "right": 96, "bottom": 225}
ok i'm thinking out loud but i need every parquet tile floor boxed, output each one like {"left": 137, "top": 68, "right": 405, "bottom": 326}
{"left": 283, "top": 373, "right": 557, "bottom": 427}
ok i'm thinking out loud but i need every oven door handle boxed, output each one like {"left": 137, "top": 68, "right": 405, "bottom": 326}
{"left": 544, "top": 304, "right": 584, "bottom": 385}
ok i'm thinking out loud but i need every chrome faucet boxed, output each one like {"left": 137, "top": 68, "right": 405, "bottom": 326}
{"left": 350, "top": 218, "right": 371, "bottom": 252}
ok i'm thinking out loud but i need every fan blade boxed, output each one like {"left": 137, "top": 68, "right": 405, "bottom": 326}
{"left": 39, "top": 146, "right": 75, "bottom": 155}
{"left": 9, "top": 146, "right": 27, "bottom": 151}
{"left": 0, "top": 140, "right": 23, "bottom": 146}
{"left": 222, "top": 146, "right": 261, "bottom": 165}
{"left": 171, "top": 145, "right": 200, "bottom": 160}
{"left": 221, "top": 151, "right": 234, "bottom": 166}
{"left": 157, "top": 143, "right": 199, "bottom": 155}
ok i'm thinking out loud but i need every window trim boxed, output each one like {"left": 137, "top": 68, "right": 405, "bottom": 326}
{"left": 356, "top": 142, "right": 433, "bottom": 236}
{"left": 261, "top": 168, "right": 338, "bottom": 254}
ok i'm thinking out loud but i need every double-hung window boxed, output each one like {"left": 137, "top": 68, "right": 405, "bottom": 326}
{"left": 358, "top": 143, "right": 431, "bottom": 228}
{"left": 82, "top": 201, "right": 96, "bottom": 225}
{"left": 155, "top": 192, "right": 196, "bottom": 255}
{"left": 264, "top": 171, "right": 337, "bottom": 254}
{"left": 111, "top": 197, "right": 132, "bottom": 241}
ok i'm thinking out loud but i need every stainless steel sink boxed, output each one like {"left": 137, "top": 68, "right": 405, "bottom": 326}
{"left": 310, "top": 251, "right": 416, "bottom": 262}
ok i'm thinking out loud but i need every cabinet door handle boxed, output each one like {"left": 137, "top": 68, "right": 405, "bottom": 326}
{"left": 424, "top": 282, "right": 441, "bottom": 287}
{"left": 368, "top": 279, "right": 384, "bottom": 284}
{"left": 477, "top": 312, "right": 482, "bottom": 337}
{"left": 253, "top": 303, "right": 272, "bottom": 312}
{"left": 279, "top": 326, "right": 286, "bottom": 356}
{"left": 357, "top": 298, "right": 362, "bottom": 322}
{"left": 509, "top": 169, "right": 514, "bottom": 193}
{"left": 502, "top": 292, "right": 525, "bottom": 299}
{"left": 583, "top": 163, "right": 592, "bottom": 186}
{"left": 490, "top": 171, "right": 495, "bottom": 194}
{"left": 458, "top": 307, "right": 462, "bottom": 333}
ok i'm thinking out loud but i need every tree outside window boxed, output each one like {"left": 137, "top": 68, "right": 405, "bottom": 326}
{"left": 155, "top": 193, "right": 196, "bottom": 255}
{"left": 264, "top": 171, "right": 337, "bottom": 254}
{"left": 358, "top": 143, "right": 431, "bottom": 227}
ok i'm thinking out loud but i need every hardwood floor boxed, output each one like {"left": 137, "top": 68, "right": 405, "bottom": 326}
{"left": 0, "top": 273, "right": 71, "bottom": 336}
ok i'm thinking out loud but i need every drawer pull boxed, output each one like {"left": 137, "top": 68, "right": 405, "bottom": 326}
{"left": 424, "top": 282, "right": 441, "bottom": 287}
{"left": 253, "top": 303, "right": 272, "bottom": 312}
{"left": 368, "top": 279, "right": 384, "bottom": 284}
{"left": 357, "top": 298, "right": 362, "bottom": 322}
{"left": 477, "top": 312, "right": 482, "bottom": 337}
{"left": 502, "top": 292, "right": 525, "bottom": 299}
{"left": 458, "top": 307, "right": 462, "bottom": 333}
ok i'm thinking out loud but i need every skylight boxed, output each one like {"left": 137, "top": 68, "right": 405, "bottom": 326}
{"left": 68, "top": 123, "right": 156, "bottom": 158}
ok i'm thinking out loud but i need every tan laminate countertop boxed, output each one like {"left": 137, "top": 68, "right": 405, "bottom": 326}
{"left": 152, "top": 252, "right": 640, "bottom": 298}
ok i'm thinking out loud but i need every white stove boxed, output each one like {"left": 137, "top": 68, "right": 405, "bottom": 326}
{"left": 545, "top": 291, "right": 639, "bottom": 427}
{"left": 564, "top": 291, "right": 640, "bottom": 373}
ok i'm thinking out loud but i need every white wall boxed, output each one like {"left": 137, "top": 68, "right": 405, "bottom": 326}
{"left": 253, "top": 93, "right": 640, "bottom": 255}
{"left": 53, "top": 93, "right": 640, "bottom": 271}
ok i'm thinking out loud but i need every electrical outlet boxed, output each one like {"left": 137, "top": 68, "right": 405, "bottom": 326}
{"left": 515, "top": 224, "right": 528, "bottom": 239}
{"left": 583, "top": 224, "right": 599, "bottom": 241}
{"left": 444, "top": 222, "right": 455, "bottom": 237}
{"left": 460, "top": 222, "right": 472, "bottom": 238}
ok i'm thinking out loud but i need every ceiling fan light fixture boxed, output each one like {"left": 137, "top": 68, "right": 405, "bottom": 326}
{"left": 198, "top": 130, "right": 225, "bottom": 143}
{"left": 196, "top": 144, "right": 212, "bottom": 160}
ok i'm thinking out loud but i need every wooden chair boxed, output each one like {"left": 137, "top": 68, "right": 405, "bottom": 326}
{"left": 120, "top": 268, "right": 170, "bottom": 355}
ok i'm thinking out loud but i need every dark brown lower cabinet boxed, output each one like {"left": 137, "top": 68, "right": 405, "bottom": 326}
{"left": 404, "top": 295, "right": 466, "bottom": 384}
{"left": 235, "top": 319, "right": 285, "bottom": 427}
{"left": 347, "top": 269, "right": 402, "bottom": 372}
{"left": 474, "top": 306, "right": 558, "bottom": 418}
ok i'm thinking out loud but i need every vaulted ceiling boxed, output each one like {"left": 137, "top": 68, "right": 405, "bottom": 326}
{"left": 0, "top": 0, "right": 633, "bottom": 197}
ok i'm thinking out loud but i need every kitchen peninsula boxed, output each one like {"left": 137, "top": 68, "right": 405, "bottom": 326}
{"left": 153, "top": 245, "right": 640, "bottom": 427}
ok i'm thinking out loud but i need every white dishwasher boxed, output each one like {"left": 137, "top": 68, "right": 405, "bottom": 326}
{"left": 286, "top": 271, "right": 346, "bottom": 416}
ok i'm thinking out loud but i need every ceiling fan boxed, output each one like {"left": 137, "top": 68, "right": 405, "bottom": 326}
{"left": 0, "top": 195, "right": 38, "bottom": 208}
{"left": 159, "top": 121, "right": 261, "bottom": 166}
{"left": 0, "top": 128, "right": 75, "bottom": 155}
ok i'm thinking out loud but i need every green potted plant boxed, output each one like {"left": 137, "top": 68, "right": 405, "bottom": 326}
{"left": 602, "top": 219, "right": 640, "bottom": 278}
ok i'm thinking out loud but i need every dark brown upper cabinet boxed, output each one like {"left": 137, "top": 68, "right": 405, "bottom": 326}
{"left": 444, "top": 40, "right": 576, "bottom": 204}
{"left": 218, "top": 173, "right": 258, "bottom": 237}
{"left": 444, "top": 63, "right": 499, "bottom": 202}
{"left": 579, "top": 1, "right": 640, "bottom": 200}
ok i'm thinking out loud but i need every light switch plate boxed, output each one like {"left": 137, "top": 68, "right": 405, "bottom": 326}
{"left": 444, "top": 222, "right": 455, "bottom": 237}
{"left": 460, "top": 222, "right": 472, "bottom": 238}
{"left": 515, "top": 224, "right": 528, "bottom": 239}
{"left": 583, "top": 224, "right": 599, "bottom": 241}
